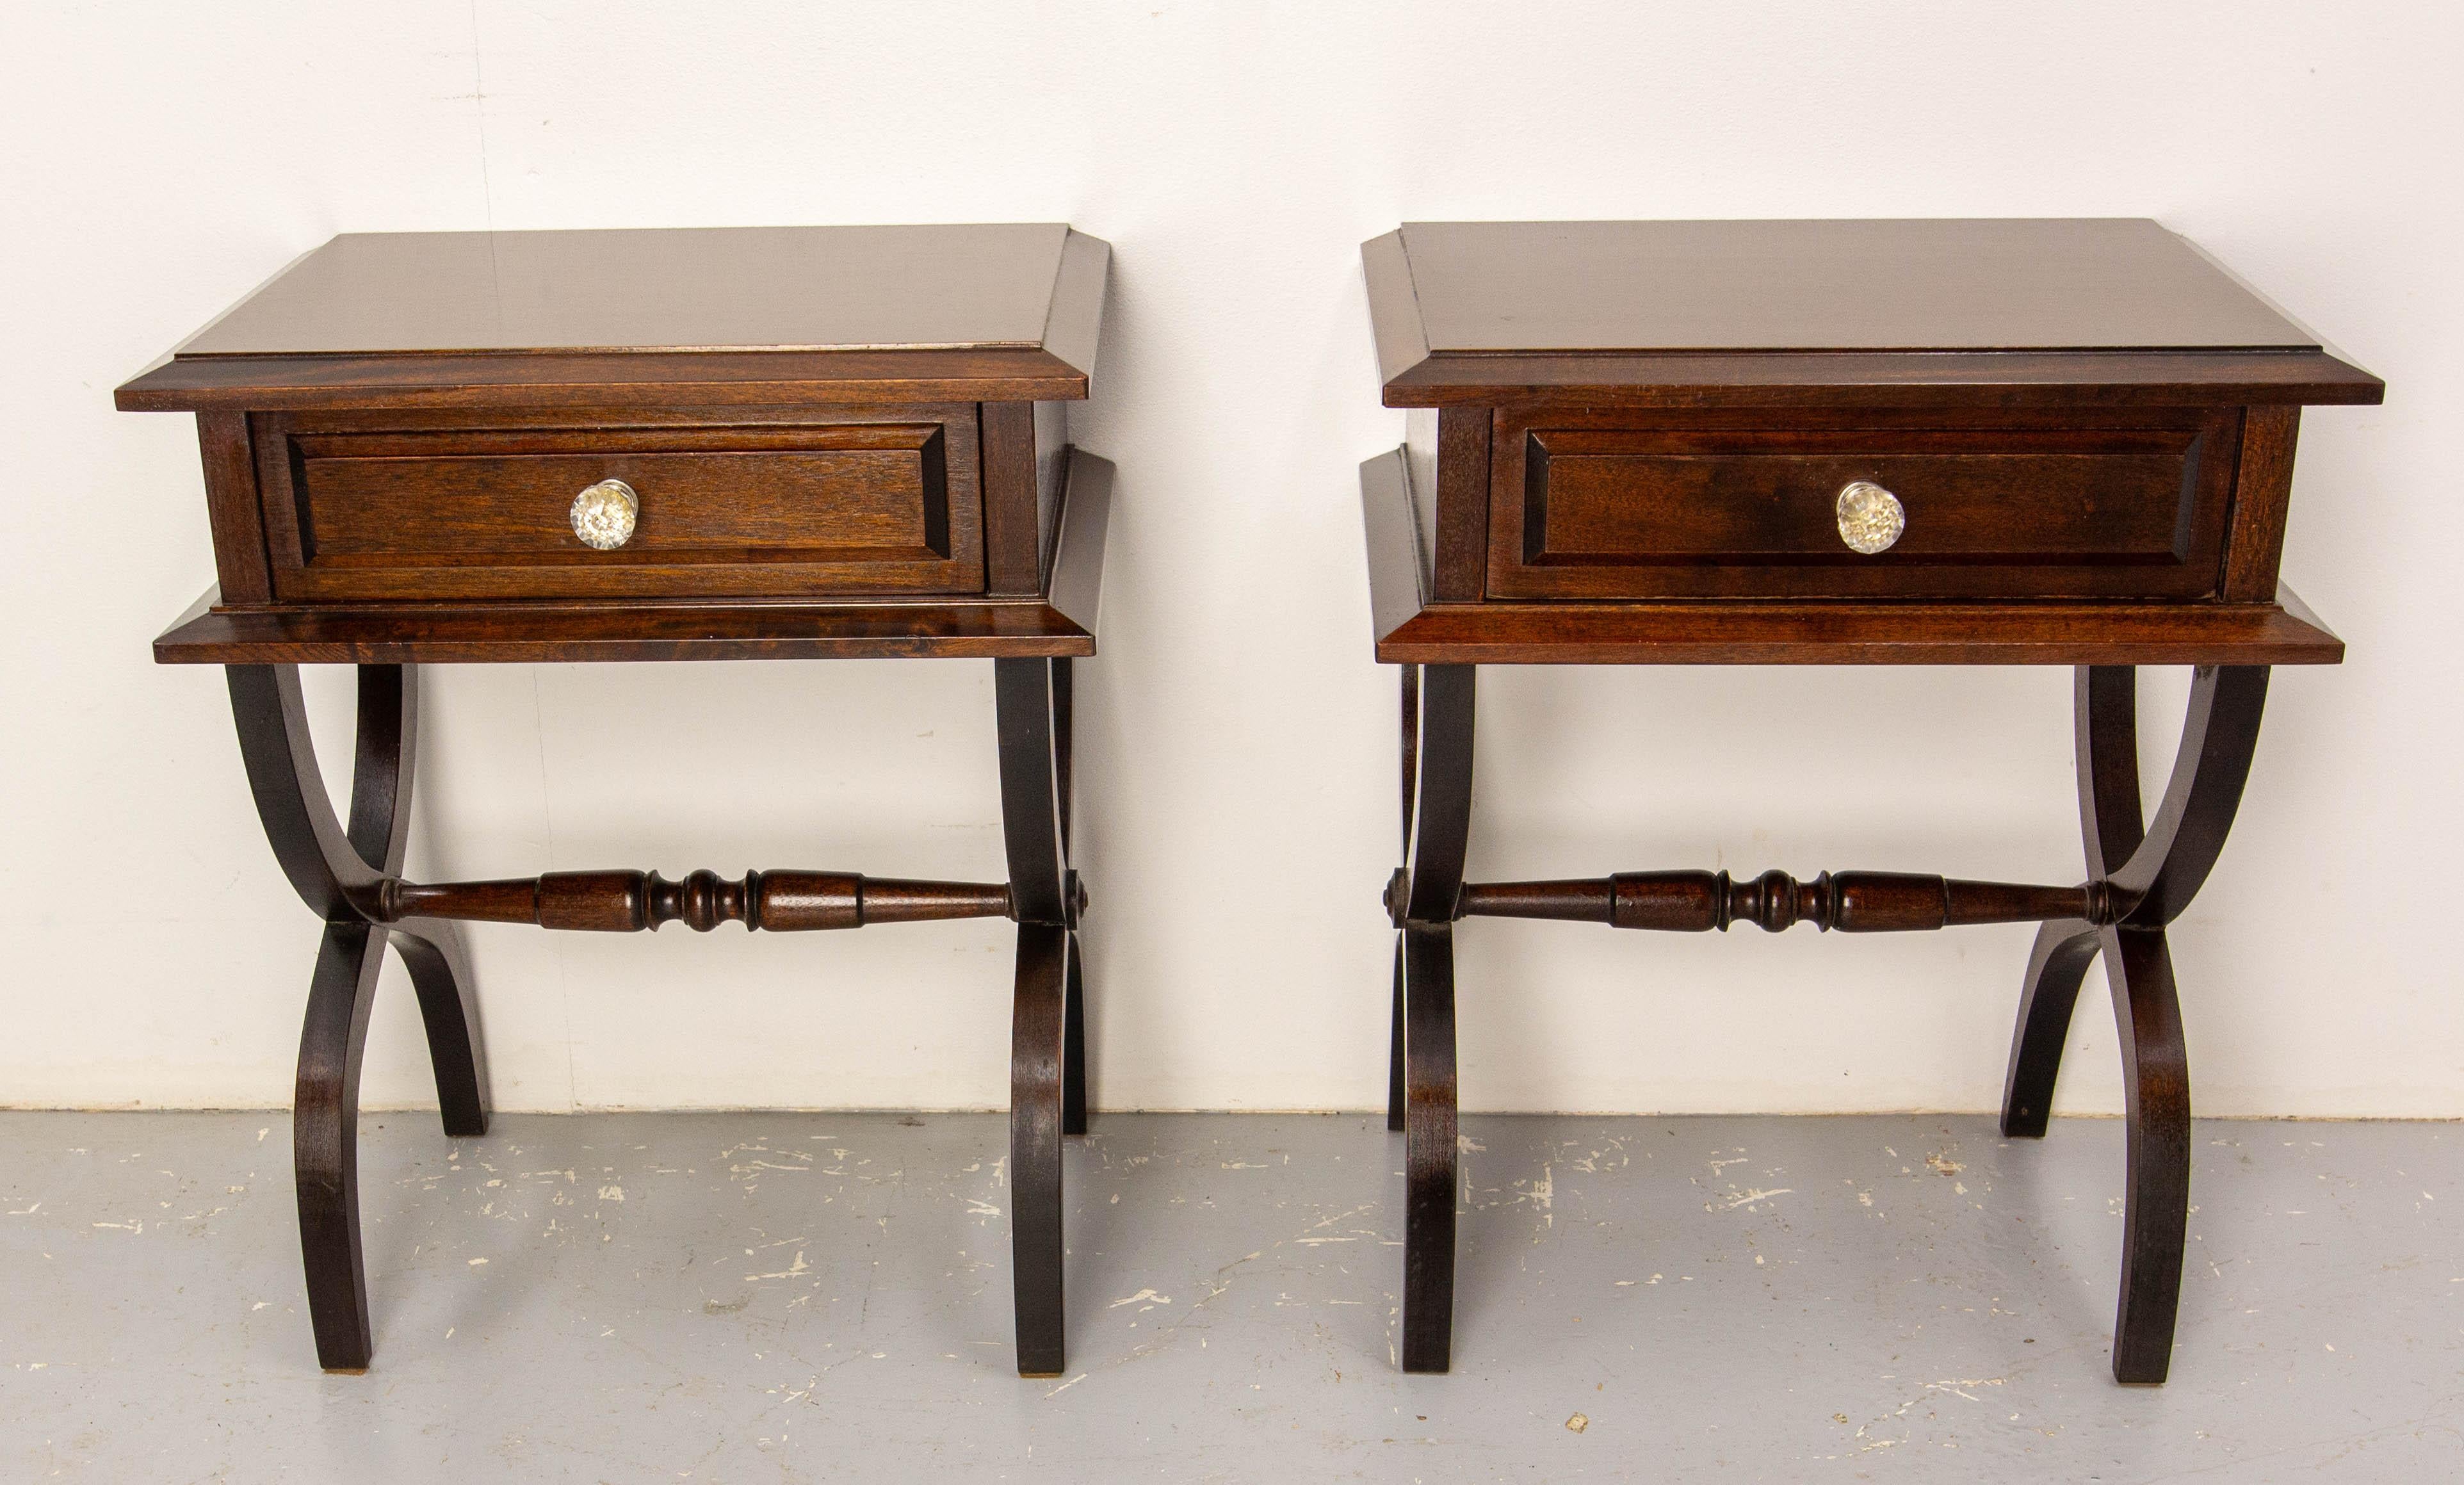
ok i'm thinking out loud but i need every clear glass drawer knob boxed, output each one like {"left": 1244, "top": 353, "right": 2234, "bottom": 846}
{"left": 569, "top": 478, "right": 638, "bottom": 550}
{"left": 1835, "top": 480, "right": 1904, "bottom": 555}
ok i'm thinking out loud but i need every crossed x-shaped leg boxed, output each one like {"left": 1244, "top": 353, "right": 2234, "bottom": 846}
{"left": 1384, "top": 663, "right": 2267, "bottom": 1383}
{"left": 229, "top": 658, "right": 1087, "bottom": 1374}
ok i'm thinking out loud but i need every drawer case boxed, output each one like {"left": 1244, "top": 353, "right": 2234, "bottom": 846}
{"left": 1363, "top": 219, "right": 2383, "bottom": 665}
{"left": 256, "top": 406, "right": 985, "bottom": 601}
{"left": 120, "top": 224, "right": 1113, "bottom": 664}
{"left": 1489, "top": 407, "right": 2240, "bottom": 601}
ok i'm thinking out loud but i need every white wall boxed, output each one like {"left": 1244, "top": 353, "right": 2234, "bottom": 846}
{"left": 4, "top": 2, "right": 2457, "bottom": 1117}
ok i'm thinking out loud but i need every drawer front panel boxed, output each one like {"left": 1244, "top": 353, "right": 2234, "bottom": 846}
{"left": 1490, "top": 409, "right": 2239, "bottom": 601}
{"left": 257, "top": 407, "right": 984, "bottom": 600}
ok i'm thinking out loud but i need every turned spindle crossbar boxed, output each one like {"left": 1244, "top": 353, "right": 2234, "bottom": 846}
{"left": 1378, "top": 658, "right": 2274, "bottom": 1385}
{"left": 1415, "top": 869, "right": 2096, "bottom": 934}
{"left": 377, "top": 870, "right": 1039, "bottom": 934}
{"left": 217, "top": 654, "right": 1092, "bottom": 1377}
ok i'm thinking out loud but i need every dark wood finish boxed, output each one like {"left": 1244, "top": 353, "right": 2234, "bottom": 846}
{"left": 2222, "top": 407, "right": 2303, "bottom": 601}
{"left": 1380, "top": 349, "right": 2382, "bottom": 411}
{"left": 384, "top": 871, "right": 1012, "bottom": 932}
{"left": 1489, "top": 407, "right": 2240, "bottom": 601}
{"left": 1391, "top": 663, "right": 1475, "bottom": 1372}
{"left": 997, "top": 656, "right": 1089, "bottom": 1376}
{"left": 154, "top": 453, "right": 1112, "bottom": 666}
{"left": 128, "top": 225, "right": 1110, "bottom": 668}
{"left": 336, "top": 665, "right": 491, "bottom": 1144}
{"left": 227, "top": 663, "right": 490, "bottom": 1371}
{"left": 134, "top": 225, "right": 1109, "bottom": 1377}
{"left": 197, "top": 412, "right": 274, "bottom": 604}
{"left": 1033, "top": 401, "right": 1070, "bottom": 582}
{"left": 1359, "top": 450, "right": 2342, "bottom": 665}
{"left": 119, "top": 225, "right": 1108, "bottom": 412}
{"left": 1386, "top": 665, "right": 1418, "bottom": 1132}
{"left": 154, "top": 592, "right": 1096, "bottom": 665}
{"left": 1009, "top": 921, "right": 1070, "bottom": 1378}
{"left": 174, "top": 225, "right": 1087, "bottom": 358}
{"left": 982, "top": 401, "right": 1044, "bottom": 594}
{"left": 1358, "top": 220, "right": 2374, "bottom": 1383}
{"left": 119, "top": 347, "right": 1092, "bottom": 413}
{"left": 1432, "top": 409, "right": 1492, "bottom": 601}
{"left": 1995, "top": 665, "right": 2266, "bottom": 1383}
{"left": 1459, "top": 870, "right": 2093, "bottom": 932}
{"left": 1388, "top": 220, "right": 2324, "bottom": 355}
{"left": 257, "top": 409, "right": 983, "bottom": 601}
{"left": 2102, "top": 923, "right": 2192, "bottom": 1384}
{"left": 1374, "top": 593, "right": 2341, "bottom": 667}
{"left": 1400, "top": 921, "right": 1459, "bottom": 1375}
{"left": 1401, "top": 666, "right": 1476, "bottom": 925}
{"left": 1363, "top": 220, "right": 2382, "bottom": 409}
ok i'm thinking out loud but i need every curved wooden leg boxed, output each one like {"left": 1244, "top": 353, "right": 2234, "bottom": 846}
{"left": 2002, "top": 664, "right": 2265, "bottom": 1384}
{"left": 1009, "top": 922, "right": 1069, "bottom": 1378}
{"left": 1400, "top": 922, "right": 1459, "bottom": 1374}
{"left": 1051, "top": 657, "right": 1088, "bottom": 1138}
{"left": 2106, "top": 924, "right": 2190, "bottom": 1384}
{"left": 389, "top": 918, "right": 490, "bottom": 1139}
{"left": 1393, "top": 663, "right": 1473, "bottom": 1372}
{"left": 1386, "top": 939, "right": 1407, "bottom": 1132}
{"left": 229, "top": 661, "right": 489, "bottom": 1371}
{"left": 1061, "top": 930, "right": 1087, "bottom": 1139}
{"left": 2000, "top": 919, "right": 2100, "bottom": 1138}
{"left": 997, "top": 657, "right": 1078, "bottom": 1375}
{"left": 294, "top": 920, "right": 385, "bottom": 1372}
{"left": 2002, "top": 666, "right": 2141, "bottom": 1128}
{"left": 1387, "top": 664, "right": 1420, "bottom": 1133}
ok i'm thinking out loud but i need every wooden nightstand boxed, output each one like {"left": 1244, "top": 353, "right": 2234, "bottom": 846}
{"left": 119, "top": 223, "right": 1112, "bottom": 1377}
{"left": 1358, "top": 218, "right": 2382, "bottom": 1381}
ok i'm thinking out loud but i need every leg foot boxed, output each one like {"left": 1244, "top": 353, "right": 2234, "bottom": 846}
{"left": 996, "top": 658, "right": 1074, "bottom": 1375}
{"left": 234, "top": 661, "right": 488, "bottom": 1372}
{"left": 2107, "top": 925, "right": 2191, "bottom": 1384}
{"left": 389, "top": 918, "right": 490, "bottom": 1139}
{"left": 2000, "top": 919, "right": 2100, "bottom": 1138}
{"left": 2005, "top": 665, "right": 2261, "bottom": 1384}
{"left": 1400, "top": 923, "right": 1458, "bottom": 1374}
{"left": 295, "top": 921, "right": 384, "bottom": 1372}
{"left": 1386, "top": 936, "right": 1406, "bottom": 1132}
{"left": 1010, "top": 923, "right": 1069, "bottom": 1377}
{"left": 1061, "top": 930, "right": 1088, "bottom": 1137}
{"left": 1392, "top": 664, "right": 1473, "bottom": 1372}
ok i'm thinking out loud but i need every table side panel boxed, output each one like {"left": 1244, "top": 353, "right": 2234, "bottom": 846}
{"left": 195, "top": 410, "right": 274, "bottom": 605}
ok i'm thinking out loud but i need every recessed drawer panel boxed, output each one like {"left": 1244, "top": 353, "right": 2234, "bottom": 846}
{"left": 256, "top": 407, "right": 984, "bottom": 601}
{"left": 1489, "top": 409, "right": 2240, "bottom": 601}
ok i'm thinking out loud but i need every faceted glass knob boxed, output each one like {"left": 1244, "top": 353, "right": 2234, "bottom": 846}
{"left": 1835, "top": 480, "right": 1904, "bottom": 555}
{"left": 569, "top": 478, "right": 638, "bottom": 550}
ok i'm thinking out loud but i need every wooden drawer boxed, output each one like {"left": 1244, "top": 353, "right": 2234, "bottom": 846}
{"left": 254, "top": 406, "right": 985, "bottom": 601}
{"left": 1487, "top": 408, "right": 2241, "bottom": 601}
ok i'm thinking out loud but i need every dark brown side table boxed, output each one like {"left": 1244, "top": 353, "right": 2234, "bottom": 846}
{"left": 118, "top": 223, "right": 1112, "bottom": 1377}
{"left": 1357, "top": 218, "right": 2381, "bottom": 1381}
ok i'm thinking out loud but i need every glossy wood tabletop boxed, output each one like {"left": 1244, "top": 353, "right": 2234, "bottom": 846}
{"left": 120, "top": 223, "right": 1110, "bottom": 410}
{"left": 1365, "top": 218, "right": 2382, "bottom": 407}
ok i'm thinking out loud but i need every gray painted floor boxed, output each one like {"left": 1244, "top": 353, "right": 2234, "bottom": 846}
{"left": 2, "top": 1112, "right": 2459, "bottom": 1482}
